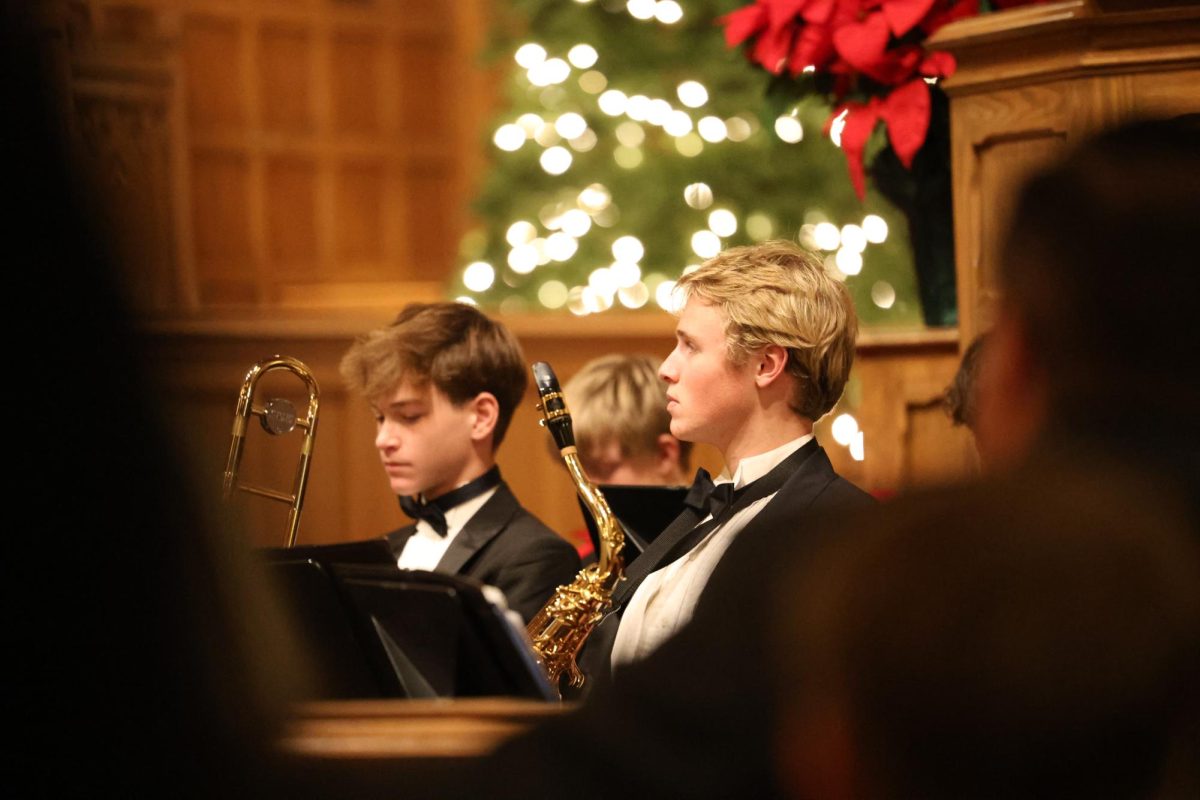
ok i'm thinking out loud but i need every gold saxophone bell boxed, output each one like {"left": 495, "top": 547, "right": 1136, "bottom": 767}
{"left": 222, "top": 355, "right": 320, "bottom": 548}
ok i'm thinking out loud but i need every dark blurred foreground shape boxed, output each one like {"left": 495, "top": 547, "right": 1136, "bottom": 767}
{"left": 5, "top": 8, "right": 312, "bottom": 796}
{"left": 773, "top": 466, "right": 1200, "bottom": 800}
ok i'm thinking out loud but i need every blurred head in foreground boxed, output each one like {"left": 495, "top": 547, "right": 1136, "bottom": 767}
{"left": 772, "top": 467, "right": 1200, "bottom": 800}
{"left": 974, "top": 116, "right": 1200, "bottom": 483}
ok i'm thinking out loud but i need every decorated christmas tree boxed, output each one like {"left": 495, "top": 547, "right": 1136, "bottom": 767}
{"left": 454, "top": 0, "right": 926, "bottom": 327}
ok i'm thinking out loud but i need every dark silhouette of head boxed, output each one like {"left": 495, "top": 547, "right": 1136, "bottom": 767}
{"left": 774, "top": 467, "right": 1200, "bottom": 800}
{"left": 975, "top": 116, "right": 1200, "bottom": 480}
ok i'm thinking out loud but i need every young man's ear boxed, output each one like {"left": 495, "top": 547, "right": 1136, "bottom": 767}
{"left": 753, "top": 344, "right": 790, "bottom": 389}
{"left": 468, "top": 392, "right": 500, "bottom": 442}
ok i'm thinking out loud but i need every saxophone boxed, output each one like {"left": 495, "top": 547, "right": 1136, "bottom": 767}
{"left": 526, "top": 361, "right": 625, "bottom": 693}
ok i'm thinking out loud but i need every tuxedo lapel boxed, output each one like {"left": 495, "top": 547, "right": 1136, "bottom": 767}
{"left": 613, "top": 440, "right": 834, "bottom": 607}
{"left": 434, "top": 482, "right": 520, "bottom": 575}
{"left": 735, "top": 443, "right": 838, "bottom": 545}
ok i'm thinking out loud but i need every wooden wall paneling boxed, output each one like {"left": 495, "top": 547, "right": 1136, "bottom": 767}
{"left": 265, "top": 156, "right": 319, "bottom": 273}
{"left": 166, "top": 8, "right": 200, "bottom": 311}
{"left": 953, "top": 109, "right": 1067, "bottom": 339}
{"left": 71, "top": 52, "right": 178, "bottom": 311}
{"left": 51, "top": 1, "right": 182, "bottom": 311}
{"left": 190, "top": 149, "right": 256, "bottom": 303}
{"left": 258, "top": 20, "right": 312, "bottom": 134}
{"left": 181, "top": 13, "right": 243, "bottom": 131}
{"left": 331, "top": 28, "right": 381, "bottom": 137}
{"left": 69, "top": 0, "right": 496, "bottom": 314}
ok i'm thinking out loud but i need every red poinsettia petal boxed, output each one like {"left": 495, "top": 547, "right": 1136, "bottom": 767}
{"left": 867, "top": 43, "right": 923, "bottom": 85}
{"left": 879, "top": 78, "right": 930, "bottom": 167}
{"left": 720, "top": 3, "right": 769, "bottom": 48}
{"left": 832, "top": 11, "right": 890, "bottom": 74}
{"left": 834, "top": 102, "right": 883, "bottom": 201}
{"left": 801, "top": 0, "right": 837, "bottom": 24}
{"left": 752, "top": 22, "right": 795, "bottom": 73}
{"left": 767, "top": 0, "right": 810, "bottom": 32}
{"left": 919, "top": 50, "right": 956, "bottom": 79}
{"left": 788, "top": 22, "right": 836, "bottom": 75}
{"left": 882, "top": 0, "right": 937, "bottom": 37}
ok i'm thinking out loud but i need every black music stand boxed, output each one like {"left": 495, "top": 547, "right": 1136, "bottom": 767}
{"left": 579, "top": 484, "right": 690, "bottom": 561}
{"left": 263, "top": 545, "right": 554, "bottom": 701}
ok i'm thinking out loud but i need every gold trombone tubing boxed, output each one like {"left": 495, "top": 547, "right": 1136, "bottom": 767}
{"left": 223, "top": 355, "right": 320, "bottom": 548}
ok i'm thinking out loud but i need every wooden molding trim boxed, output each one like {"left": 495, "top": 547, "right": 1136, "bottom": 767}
{"left": 138, "top": 311, "right": 961, "bottom": 352}
{"left": 931, "top": 0, "right": 1200, "bottom": 95}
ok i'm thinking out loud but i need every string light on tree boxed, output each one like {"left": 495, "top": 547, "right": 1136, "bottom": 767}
{"left": 579, "top": 70, "right": 607, "bottom": 93}
{"left": 677, "top": 81, "right": 708, "bottom": 108}
{"left": 568, "top": 44, "right": 598, "bottom": 68}
{"left": 775, "top": 114, "right": 804, "bottom": 143}
{"left": 555, "top": 112, "right": 588, "bottom": 139}
{"left": 540, "top": 146, "right": 573, "bottom": 175}
{"left": 697, "top": 116, "right": 727, "bottom": 143}
{"left": 514, "top": 43, "right": 547, "bottom": 69}
{"left": 494, "top": 123, "right": 526, "bottom": 151}
{"left": 708, "top": 209, "right": 737, "bottom": 238}
{"left": 691, "top": 230, "right": 721, "bottom": 258}
{"left": 862, "top": 214, "right": 889, "bottom": 243}
{"left": 812, "top": 222, "right": 841, "bottom": 251}
{"left": 539, "top": 280, "right": 569, "bottom": 308}
{"left": 626, "top": 0, "right": 656, "bottom": 21}
{"left": 507, "top": 221, "right": 537, "bottom": 246}
{"left": 871, "top": 281, "right": 896, "bottom": 309}
{"left": 463, "top": 261, "right": 495, "bottom": 292}
{"left": 655, "top": 0, "right": 684, "bottom": 24}
{"left": 684, "top": 182, "right": 713, "bottom": 209}
{"left": 840, "top": 224, "right": 867, "bottom": 253}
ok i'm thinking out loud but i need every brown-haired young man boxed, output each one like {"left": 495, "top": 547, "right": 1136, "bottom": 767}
{"left": 340, "top": 302, "right": 579, "bottom": 623}
{"left": 584, "top": 241, "right": 872, "bottom": 679}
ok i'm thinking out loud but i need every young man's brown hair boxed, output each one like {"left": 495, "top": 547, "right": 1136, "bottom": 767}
{"left": 339, "top": 302, "right": 527, "bottom": 448}
{"left": 675, "top": 240, "right": 857, "bottom": 422}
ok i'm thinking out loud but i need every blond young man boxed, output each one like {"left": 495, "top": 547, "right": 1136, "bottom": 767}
{"left": 340, "top": 302, "right": 579, "bottom": 623}
{"left": 584, "top": 241, "right": 873, "bottom": 679}
{"left": 564, "top": 354, "right": 690, "bottom": 487}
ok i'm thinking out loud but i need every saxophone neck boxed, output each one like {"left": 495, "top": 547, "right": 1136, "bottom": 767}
{"left": 562, "top": 450, "right": 624, "bottom": 575}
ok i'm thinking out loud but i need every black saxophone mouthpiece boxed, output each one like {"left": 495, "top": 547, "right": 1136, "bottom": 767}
{"left": 532, "top": 361, "right": 575, "bottom": 450}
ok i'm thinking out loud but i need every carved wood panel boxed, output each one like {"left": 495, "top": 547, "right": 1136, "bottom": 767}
{"left": 68, "top": 0, "right": 492, "bottom": 313}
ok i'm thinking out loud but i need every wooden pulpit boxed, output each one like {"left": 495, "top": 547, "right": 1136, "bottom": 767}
{"left": 930, "top": 0, "right": 1200, "bottom": 343}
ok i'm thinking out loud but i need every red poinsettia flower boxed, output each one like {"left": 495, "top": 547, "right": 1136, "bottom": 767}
{"left": 720, "top": 0, "right": 1049, "bottom": 197}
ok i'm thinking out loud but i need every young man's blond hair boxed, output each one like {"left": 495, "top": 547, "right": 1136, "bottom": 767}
{"left": 675, "top": 240, "right": 857, "bottom": 422}
{"left": 565, "top": 354, "right": 692, "bottom": 475}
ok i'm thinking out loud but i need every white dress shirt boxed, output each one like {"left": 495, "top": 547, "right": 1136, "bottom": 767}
{"left": 611, "top": 434, "right": 813, "bottom": 670}
{"left": 395, "top": 486, "right": 499, "bottom": 571}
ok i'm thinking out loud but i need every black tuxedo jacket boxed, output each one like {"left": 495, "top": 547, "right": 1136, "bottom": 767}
{"left": 579, "top": 438, "right": 871, "bottom": 685}
{"left": 384, "top": 481, "right": 580, "bottom": 624}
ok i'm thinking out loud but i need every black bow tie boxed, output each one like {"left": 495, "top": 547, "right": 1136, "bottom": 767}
{"left": 683, "top": 468, "right": 739, "bottom": 520}
{"left": 398, "top": 466, "right": 501, "bottom": 537}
